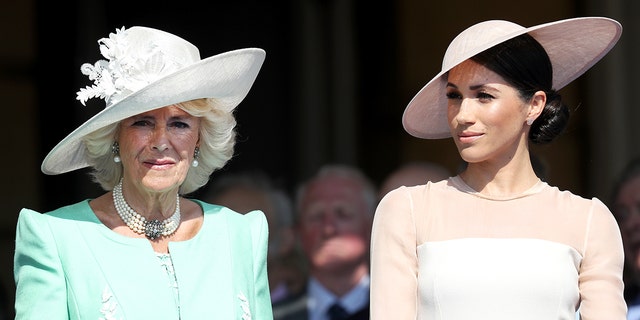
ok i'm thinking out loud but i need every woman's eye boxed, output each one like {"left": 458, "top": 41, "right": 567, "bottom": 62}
{"left": 171, "top": 121, "right": 190, "bottom": 129}
{"left": 446, "top": 92, "right": 461, "bottom": 100}
{"left": 477, "top": 92, "right": 494, "bottom": 101}
{"left": 132, "top": 120, "right": 152, "bottom": 127}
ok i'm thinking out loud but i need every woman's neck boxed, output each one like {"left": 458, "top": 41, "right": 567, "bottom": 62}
{"left": 460, "top": 155, "right": 540, "bottom": 197}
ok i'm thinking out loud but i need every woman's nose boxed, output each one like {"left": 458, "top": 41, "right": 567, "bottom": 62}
{"left": 455, "top": 99, "right": 474, "bottom": 124}
{"left": 151, "top": 127, "right": 170, "bottom": 151}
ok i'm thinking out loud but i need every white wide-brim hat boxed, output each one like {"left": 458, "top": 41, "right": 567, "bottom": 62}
{"left": 42, "top": 26, "right": 266, "bottom": 174}
{"left": 402, "top": 17, "right": 622, "bottom": 139}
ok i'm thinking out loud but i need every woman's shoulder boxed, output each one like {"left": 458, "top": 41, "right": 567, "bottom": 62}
{"left": 16, "top": 200, "right": 97, "bottom": 246}
{"left": 376, "top": 179, "right": 452, "bottom": 215}
{"left": 543, "top": 183, "right": 608, "bottom": 208}
{"left": 381, "top": 177, "right": 452, "bottom": 199}
{"left": 191, "top": 199, "right": 268, "bottom": 248}
{"left": 192, "top": 199, "right": 267, "bottom": 226}
{"left": 20, "top": 200, "right": 93, "bottom": 221}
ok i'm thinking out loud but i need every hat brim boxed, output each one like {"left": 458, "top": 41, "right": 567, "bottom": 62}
{"left": 41, "top": 48, "right": 266, "bottom": 175}
{"left": 402, "top": 17, "right": 622, "bottom": 139}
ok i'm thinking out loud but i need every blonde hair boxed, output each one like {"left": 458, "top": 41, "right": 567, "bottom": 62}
{"left": 83, "top": 98, "right": 236, "bottom": 194}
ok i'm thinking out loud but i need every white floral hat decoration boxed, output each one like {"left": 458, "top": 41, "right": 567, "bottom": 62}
{"left": 41, "top": 26, "right": 266, "bottom": 174}
{"left": 402, "top": 17, "right": 622, "bottom": 139}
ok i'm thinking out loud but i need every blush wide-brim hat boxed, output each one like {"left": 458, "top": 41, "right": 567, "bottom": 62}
{"left": 41, "top": 26, "right": 266, "bottom": 175}
{"left": 402, "top": 17, "right": 622, "bottom": 139}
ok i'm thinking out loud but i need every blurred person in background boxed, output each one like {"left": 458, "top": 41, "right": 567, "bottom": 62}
{"left": 273, "top": 164, "right": 375, "bottom": 320}
{"left": 611, "top": 158, "right": 640, "bottom": 320}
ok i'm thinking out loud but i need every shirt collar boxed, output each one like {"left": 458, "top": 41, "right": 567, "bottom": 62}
{"left": 307, "top": 275, "right": 370, "bottom": 320}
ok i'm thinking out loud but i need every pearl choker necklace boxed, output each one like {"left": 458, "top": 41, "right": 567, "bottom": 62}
{"left": 112, "top": 180, "right": 181, "bottom": 240}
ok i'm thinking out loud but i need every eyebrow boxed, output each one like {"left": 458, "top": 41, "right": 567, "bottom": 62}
{"left": 446, "top": 82, "right": 496, "bottom": 92}
{"left": 133, "top": 114, "right": 188, "bottom": 121}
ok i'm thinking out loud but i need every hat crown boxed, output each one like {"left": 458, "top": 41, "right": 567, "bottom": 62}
{"left": 124, "top": 26, "right": 201, "bottom": 67}
{"left": 77, "top": 26, "right": 202, "bottom": 107}
{"left": 442, "top": 20, "right": 524, "bottom": 71}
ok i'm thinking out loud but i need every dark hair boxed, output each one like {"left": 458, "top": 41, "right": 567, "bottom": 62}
{"left": 471, "top": 33, "right": 569, "bottom": 144}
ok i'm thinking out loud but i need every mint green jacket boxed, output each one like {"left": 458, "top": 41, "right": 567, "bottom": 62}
{"left": 14, "top": 199, "right": 273, "bottom": 319}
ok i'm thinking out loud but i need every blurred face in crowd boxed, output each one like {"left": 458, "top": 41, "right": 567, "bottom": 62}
{"left": 297, "top": 175, "right": 372, "bottom": 274}
{"left": 613, "top": 174, "right": 640, "bottom": 280}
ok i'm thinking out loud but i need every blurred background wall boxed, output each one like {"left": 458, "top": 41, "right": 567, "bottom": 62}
{"left": 1, "top": 0, "right": 636, "bottom": 316}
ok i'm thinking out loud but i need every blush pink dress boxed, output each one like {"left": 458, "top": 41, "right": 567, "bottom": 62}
{"left": 370, "top": 176, "right": 626, "bottom": 320}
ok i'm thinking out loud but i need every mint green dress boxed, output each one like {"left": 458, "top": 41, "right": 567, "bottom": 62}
{"left": 14, "top": 200, "right": 273, "bottom": 319}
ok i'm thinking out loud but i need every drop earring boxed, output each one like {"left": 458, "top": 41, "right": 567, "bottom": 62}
{"left": 112, "top": 141, "right": 121, "bottom": 163}
{"left": 192, "top": 147, "right": 200, "bottom": 167}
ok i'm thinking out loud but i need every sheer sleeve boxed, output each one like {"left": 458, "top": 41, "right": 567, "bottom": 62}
{"left": 14, "top": 208, "right": 70, "bottom": 319}
{"left": 577, "top": 198, "right": 627, "bottom": 320}
{"left": 370, "top": 187, "right": 418, "bottom": 319}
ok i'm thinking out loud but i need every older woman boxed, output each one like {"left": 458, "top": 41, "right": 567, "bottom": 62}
{"left": 14, "top": 26, "right": 271, "bottom": 319}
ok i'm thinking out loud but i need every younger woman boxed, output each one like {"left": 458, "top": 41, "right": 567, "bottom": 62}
{"left": 370, "top": 17, "right": 625, "bottom": 319}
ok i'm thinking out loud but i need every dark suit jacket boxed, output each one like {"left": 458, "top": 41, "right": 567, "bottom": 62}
{"left": 272, "top": 291, "right": 369, "bottom": 320}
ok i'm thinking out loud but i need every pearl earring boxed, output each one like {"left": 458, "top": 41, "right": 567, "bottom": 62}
{"left": 526, "top": 118, "right": 534, "bottom": 126}
{"left": 192, "top": 147, "right": 200, "bottom": 167}
{"left": 112, "top": 141, "right": 121, "bottom": 163}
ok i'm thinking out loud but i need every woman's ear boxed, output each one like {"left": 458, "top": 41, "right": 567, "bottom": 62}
{"left": 526, "top": 91, "right": 546, "bottom": 125}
